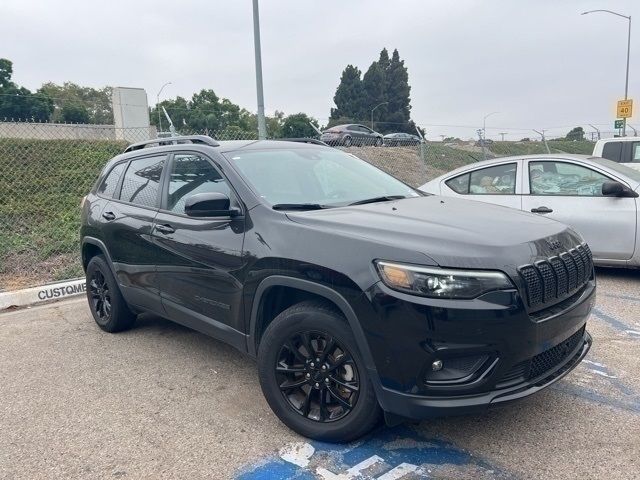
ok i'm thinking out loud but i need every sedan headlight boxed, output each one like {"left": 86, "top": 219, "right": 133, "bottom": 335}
{"left": 375, "top": 261, "right": 514, "bottom": 299}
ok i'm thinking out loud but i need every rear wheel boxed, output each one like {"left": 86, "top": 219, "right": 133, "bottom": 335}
{"left": 258, "top": 301, "right": 381, "bottom": 442}
{"left": 342, "top": 135, "right": 352, "bottom": 147}
{"left": 86, "top": 255, "right": 136, "bottom": 333}
{"left": 375, "top": 137, "right": 383, "bottom": 147}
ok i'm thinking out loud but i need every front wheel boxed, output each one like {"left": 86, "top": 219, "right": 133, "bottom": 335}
{"left": 375, "top": 137, "right": 383, "bottom": 147}
{"left": 86, "top": 255, "right": 136, "bottom": 333}
{"left": 257, "top": 301, "right": 381, "bottom": 442}
{"left": 342, "top": 135, "right": 352, "bottom": 147}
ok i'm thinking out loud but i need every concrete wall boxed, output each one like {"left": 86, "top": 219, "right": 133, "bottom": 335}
{"left": 0, "top": 122, "right": 156, "bottom": 142}
{"left": 0, "top": 121, "right": 118, "bottom": 140}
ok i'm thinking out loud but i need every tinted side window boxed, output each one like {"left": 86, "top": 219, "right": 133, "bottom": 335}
{"left": 632, "top": 142, "right": 640, "bottom": 162}
{"left": 119, "top": 155, "right": 165, "bottom": 207}
{"left": 167, "top": 154, "right": 232, "bottom": 214}
{"left": 602, "top": 142, "right": 622, "bottom": 162}
{"left": 446, "top": 173, "right": 470, "bottom": 194}
{"left": 469, "top": 163, "right": 517, "bottom": 194}
{"left": 529, "top": 161, "right": 609, "bottom": 196}
{"left": 98, "top": 162, "right": 125, "bottom": 197}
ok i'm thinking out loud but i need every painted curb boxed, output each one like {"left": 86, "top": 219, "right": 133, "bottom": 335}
{"left": 0, "top": 278, "right": 86, "bottom": 311}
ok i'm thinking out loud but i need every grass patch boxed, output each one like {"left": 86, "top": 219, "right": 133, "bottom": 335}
{"left": 0, "top": 138, "right": 125, "bottom": 289}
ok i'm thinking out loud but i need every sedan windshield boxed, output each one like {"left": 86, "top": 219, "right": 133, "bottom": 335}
{"left": 227, "top": 148, "right": 420, "bottom": 207}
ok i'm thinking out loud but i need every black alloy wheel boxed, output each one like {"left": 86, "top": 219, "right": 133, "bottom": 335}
{"left": 276, "top": 330, "right": 359, "bottom": 422}
{"left": 89, "top": 269, "right": 112, "bottom": 324}
{"left": 85, "top": 255, "right": 136, "bottom": 332}
{"left": 257, "top": 300, "right": 381, "bottom": 442}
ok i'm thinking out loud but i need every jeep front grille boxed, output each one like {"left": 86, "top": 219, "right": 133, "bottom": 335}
{"left": 518, "top": 243, "right": 593, "bottom": 309}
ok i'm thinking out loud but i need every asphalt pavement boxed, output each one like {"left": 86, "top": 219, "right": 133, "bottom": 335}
{"left": 1, "top": 268, "right": 638, "bottom": 480}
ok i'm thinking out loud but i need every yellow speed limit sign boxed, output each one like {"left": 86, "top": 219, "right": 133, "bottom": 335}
{"left": 617, "top": 99, "right": 633, "bottom": 118}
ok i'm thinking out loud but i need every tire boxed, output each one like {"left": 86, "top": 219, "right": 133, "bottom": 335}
{"left": 258, "top": 300, "right": 381, "bottom": 442}
{"left": 342, "top": 136, "right": 352, "bottom": 148}
{"left": 375, "top": 137, "right": 383, "bottom": 147}
{"left": 86, "top": 255, "right": 136, "bottom": 333}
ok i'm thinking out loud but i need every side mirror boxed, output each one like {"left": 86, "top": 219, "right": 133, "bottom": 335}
{"left": 601, "top": 180, "right": 639, "bottom": 198}
{"left": 184, "top": 192, "right": 240, "bottom": 217}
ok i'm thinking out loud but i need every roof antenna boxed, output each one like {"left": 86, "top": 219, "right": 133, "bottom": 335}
{"left": 162, "top": 106, "right": 177, "bottom": 137}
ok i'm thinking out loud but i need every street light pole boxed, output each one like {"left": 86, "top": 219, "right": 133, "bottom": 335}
{"left": 582, "top": 10, "right": 632, "bottom": 136}
{"left": 156, "top": 82, "right": 172, "bottom": 134}
{"left": 482, "top": 111, "right": 499, "bottom": 160}
{"left": 252, "top": 0, "right": 267, "bottom": 140}
{"left": 370, "top": 102, "right": 388, "bottom": 131}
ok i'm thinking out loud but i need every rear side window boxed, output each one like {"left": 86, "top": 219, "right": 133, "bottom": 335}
{"left": 632, "top": 142, "right": 640, "bottom": 162}
{"left": 602, "top": 142, "right": 622, "bottom": 162}
{"left": 98, "top": 162, "right": 125, "bottom": 198}
{"left": 446, "top": 173, "right": 470, "bottom": 194}
{"left": 469, "top": 163, "right": 517, "bottom": 194}
{"left": 119, "top": 155, "right": 165, "bottom": 207}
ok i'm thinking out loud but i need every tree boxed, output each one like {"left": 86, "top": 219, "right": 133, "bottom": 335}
{"left": 330, "top": 65, "right": 365, "bottom": 121}
{"left": 383, "top": 49, "right": 412, "bottom": 132}
{"left": 60, "top": 103, "right": 90, "bottom": 123}
{"left": 149, "top": 89, "right": 271, "bottom": 137}
{"left": 328, "top": 49, "right": 415, "bottom": 133}
{"left": 0, "top": 58, "right": 13, "bottom": 89}
{"left": 0, "top": 58, "right": 53, "bottom": 121}
{"left": 38, "top": 82, "right": 113, "bottom": 124}
{"left": 565, "top": 126, "right": 585, "bottom": 141}
{"left": 362, "top": 61, "right": 386, "bottom": 124}
{"left": 281, "top": 113, "right": 319, "bottom": 138}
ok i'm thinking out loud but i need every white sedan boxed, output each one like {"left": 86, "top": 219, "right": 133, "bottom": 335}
{"left": 420, "top": 154, "right": 640, "bottom": 268}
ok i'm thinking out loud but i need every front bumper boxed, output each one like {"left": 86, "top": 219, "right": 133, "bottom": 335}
{"left": 377, "top": 330, "right": 591, "bottom": 419}
{"left": 357, "top": 277, "right": 596, "bottom": 419}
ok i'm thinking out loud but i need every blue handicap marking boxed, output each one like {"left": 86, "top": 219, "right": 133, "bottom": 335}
{"left": 237, "top": 426, "right": 508, "bottom": 479}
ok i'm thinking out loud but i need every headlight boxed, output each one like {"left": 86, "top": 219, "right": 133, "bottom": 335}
{"left": 375, "top": 261, "right": 514, "bottom": 299}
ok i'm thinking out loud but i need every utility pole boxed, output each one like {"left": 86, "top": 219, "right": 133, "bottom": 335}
{"left": 156, "top": 82, "right": 172, "bottom": 134}
{"left": 582, "top": 10, "right": 632, "bottom": 136}
{"left": 499, "top": 132, "right": 507, "bottom": 142}
{"left": 482, "top": 111, "right": 499, "bottom": 161}
{"left": 533, "top": 129, "right": 550, "bottom": 154}
{"left": 252, "top": 0, "right": 267, "bottom": 140}
{"left": 589, "top": 124, "right": 601, "bottom": 140}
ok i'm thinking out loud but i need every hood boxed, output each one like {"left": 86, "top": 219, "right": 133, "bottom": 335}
{"left": 286, "top": 196, "right": 583, "bottom": 270}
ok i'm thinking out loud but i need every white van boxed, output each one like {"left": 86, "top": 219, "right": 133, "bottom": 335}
{"left": 593, "top": 137, "right": 640, "bottom": 171}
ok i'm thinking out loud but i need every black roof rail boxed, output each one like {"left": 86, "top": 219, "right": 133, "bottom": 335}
{"left": 276, "top": 138, "right": 329, "bottom": 146}
{"left": 123, "top": 135, "right": 220, "bottom": 153}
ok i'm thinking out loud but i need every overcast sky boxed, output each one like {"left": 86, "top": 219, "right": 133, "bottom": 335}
{"left": 2, "top": 0, "right": 639, "bottom": 139}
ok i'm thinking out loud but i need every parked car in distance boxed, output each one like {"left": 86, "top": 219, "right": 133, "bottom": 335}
{"left": 81, "top": 136, "right": 594, "bottom": 442}
{"left": 420, "top": 154, "right": 640, "bottom": 268}
{"left": 320, "top": 124, "right": 383, "bottom": 147}
{"left": 474, "top": 139, "right": 494, "bottom": 147}
{"left": 383, "top": 132, "right": 422, "bottom": 146}
{"left": 593, "top": 136, "right": 640, "bottom": 171}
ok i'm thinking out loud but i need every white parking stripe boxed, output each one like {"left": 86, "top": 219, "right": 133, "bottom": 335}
{"left": 377, "top": 462, "right": 419, "bottom": 480}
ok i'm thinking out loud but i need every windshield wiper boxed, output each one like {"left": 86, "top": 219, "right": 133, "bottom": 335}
{"left": 348, "top": 195, "right": 407, "bottom": 206}
{"left": 272, "top": 203, "right": 329, "bottom": 211}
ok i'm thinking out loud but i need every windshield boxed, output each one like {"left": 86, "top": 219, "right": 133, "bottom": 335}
{"left": 227, "top": 148, "right": 419, "bottom": 207}
{"left": 592, "top": 157, "right": 640, "bottom": 184}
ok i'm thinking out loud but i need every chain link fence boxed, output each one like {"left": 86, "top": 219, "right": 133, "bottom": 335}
{"left": 0, "top": 120, "right": 596, "bottom": 292}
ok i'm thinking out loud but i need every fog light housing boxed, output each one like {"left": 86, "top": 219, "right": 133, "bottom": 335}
{"left": 424, "top": 354, "right": 490, "bottom": 385}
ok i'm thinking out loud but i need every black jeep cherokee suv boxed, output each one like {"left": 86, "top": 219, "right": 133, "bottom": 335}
{"left": 81, "top": 135, "right": 594, "bottom": 442}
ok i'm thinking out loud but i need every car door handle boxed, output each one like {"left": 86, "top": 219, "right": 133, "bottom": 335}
{"left": 531, "top": 206, "right": 553, "bottom": 214}
{"left": 155, "top": 224, "right": 175, "bottom": 234}
{"left": 102, "top": 211, "right": 115, "bottom": 221}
